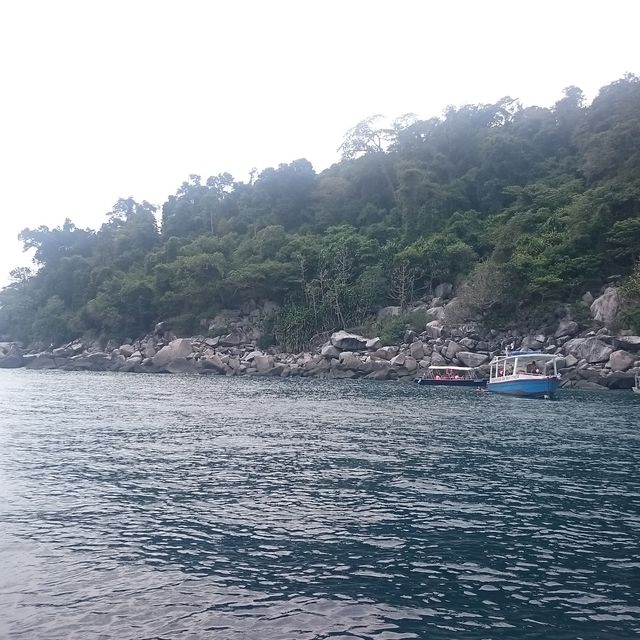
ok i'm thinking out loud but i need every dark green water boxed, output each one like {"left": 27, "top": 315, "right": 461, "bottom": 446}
{"left": 0, "top": 370, "right": 638, "bottom": 639}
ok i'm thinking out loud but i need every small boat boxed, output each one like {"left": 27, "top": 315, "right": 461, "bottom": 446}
{"left": 415, "top": 366, "right": 487, "bottom": 387}
{"left": 633, "top": 373, "right": 640, "bottom": 394}
{"left": 488, "top": 351, "right": 561, "bottom": 399}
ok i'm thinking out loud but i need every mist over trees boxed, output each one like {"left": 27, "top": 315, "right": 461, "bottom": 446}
{"left": 1, "top": 75, "right": 640, "bottom": 347}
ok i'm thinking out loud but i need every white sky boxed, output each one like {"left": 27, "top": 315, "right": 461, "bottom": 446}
{"left": 0, "top": 0, "right": 638, "bottom": 285}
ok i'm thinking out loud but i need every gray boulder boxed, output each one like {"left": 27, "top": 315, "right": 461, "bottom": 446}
{"left": 590, "top": 287, "right": 622, "bottom": 326}
{"left": 425, "top": 321, "right": 444, "bottom": 339}
{"left": 573, "top": 380, "right": 607, "bottom": 391}
{"left": 430, "top": 352, "right": 446, "bottom": 366}
{"left": 409, "top": 340, "right": 424, "bottom": 360}
{"left": 119, "top": 344, "right": 135, "bottom": 358}
{"left": 607, "top": 350, "right": 635, "bottom": 372}
{"left": 425, "top": 306, "right": 446, "bottom": 322}
{"left": 254, "top": 354, "right": 275, "bottom": 372}
{"left": 564, "top": 354, "right": 579, "bottom": 368}
{"left": 456, "top": 351, "right": 489, "bottom": 368}
{"left": 153, "top": 339, "right": 193, "bottom": 368}
{"left": 365, "top": 368, "right": 392, "bottom": 381}
{"left": 554, "top": 320, "right": 579, "bottom": 338}
{"left": 165, "top": 358, "right": 201, "bottom": 375}
{"left": 615, "top": 335, "right": 640, "bottom": 352}
{"left": 330, "top": 330, "right": 368, "bottom": 351}
{"left": 404, "top": 356, "right": 418, "bottom": 372}
{"left": 444, "top": 340, "right": 460, "bottom": 360}
{"left": 0, "top": 343, "right": 23, "bottom": 368}
{"left": 564, "top": 337, "right": 614, "bottom": 364}
{"left": 603, "top": 371, "right": 637, "bottom": 390}
{"left": 458, "top": 337, "right": 477, "bottom": 350}
{"left": 321, "top": 344, "right": 341, "bottom": 359}
{"left": 62, "top": 353, "right": 113, "bottom": 372}
{"left": 201, "top": 354, "right": 227, "bottom": 374}
{"left": 521, "top": 334, "right": 545, "bottom": 350}
{"left": 373, "top": 346, "right": 399, "bottom": 360}
{"left": 219, "top": 333, "right": 244, "bottom": 347}
{"left": 390, "top": 353, "right": 406, "bottom": 367}
{"left": 365, "top": 337, "right": 382, "bottom": 351}
{"left": 338, "top": 352, "right": 365, "bottom": 371}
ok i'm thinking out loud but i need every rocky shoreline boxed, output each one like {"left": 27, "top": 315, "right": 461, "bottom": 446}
{"left": 0, "top": 285, "right": 638, "bottom": 391}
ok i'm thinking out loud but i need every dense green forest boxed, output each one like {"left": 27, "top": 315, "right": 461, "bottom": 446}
{"left": 2, "top": 75, "right": 640, "bottom": 348}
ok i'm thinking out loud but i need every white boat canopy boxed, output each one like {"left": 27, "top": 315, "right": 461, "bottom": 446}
{"left": 490, "top": 352, "right": 559, "bottom": 363}
{"left": 428, "top": 366, "right": 474, "bottom": 371}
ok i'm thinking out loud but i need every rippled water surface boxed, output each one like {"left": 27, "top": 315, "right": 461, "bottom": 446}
{"left": 1, "top": 370, "right": 639, "bottom": 639}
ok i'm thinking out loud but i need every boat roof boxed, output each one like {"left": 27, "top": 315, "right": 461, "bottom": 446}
{"left": 491, "top": 352, "right": 559, "bottom": 362}
{"left": 428, "top": 366, "right": 474, "bottom": 371}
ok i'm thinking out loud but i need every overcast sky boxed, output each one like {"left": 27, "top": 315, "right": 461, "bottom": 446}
{"left": 0, "top": 0, "right": 638, "bottom": 285}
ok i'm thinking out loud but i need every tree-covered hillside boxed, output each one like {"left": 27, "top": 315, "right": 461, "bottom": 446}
{"left": 2, "top": 75, "right": 640, "bottom": 348}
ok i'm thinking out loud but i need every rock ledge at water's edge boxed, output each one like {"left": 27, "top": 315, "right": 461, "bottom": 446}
{"left": 5, "top": 286, "right": 639, "bottom": 391}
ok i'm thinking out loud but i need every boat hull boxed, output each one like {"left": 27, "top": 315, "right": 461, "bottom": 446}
{"left": 487, "top": 376, "right": 560, "bottom": 399}
{"left": 415, "top": 378, "right": 486, "bottom": 387}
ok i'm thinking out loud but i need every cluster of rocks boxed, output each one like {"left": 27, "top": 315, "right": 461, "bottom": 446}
{"left": 0, "top": 284, "right": 637, "bottom": 391}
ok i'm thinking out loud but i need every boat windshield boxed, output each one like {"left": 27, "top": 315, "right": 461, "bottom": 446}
{"left": 428, "top": 366, "right": 475, "bottom": 380}
{"left": 490, "top": 353, "right": 559, "bottom": 379}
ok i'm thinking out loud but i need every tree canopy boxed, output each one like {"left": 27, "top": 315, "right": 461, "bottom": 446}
{"left": 2, "top": 75, "right": 640, "bottom": 346}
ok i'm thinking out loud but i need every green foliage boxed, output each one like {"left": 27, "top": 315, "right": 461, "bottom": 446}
{"left": 2, "top": 75, "right": 640, "bottom": 346}
{"left": 376, "top": 310, "right": 427, "bottom": 346}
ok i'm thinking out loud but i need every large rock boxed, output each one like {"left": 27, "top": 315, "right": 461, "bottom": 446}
{"left": 607, "top": 350, "right": 635, "bottom": 372}
{"left": 0, "top": 343, "right": 23, "bottom": 368}
{"left": 554, "top": 320, "right": 579, "bottom": 338}
{"left": 456, "top": 351, "right": 489, "bottom": 368}
{"left": 458, "top": 337, "right": 477, "bottom": 350}
{"left": 430, "top": 352, "right": 446, "bottom": 366}
{"left": 521, "top": 334, "right": 545, "bottom": 350}
{"left": 365, "top": 368, "right": 392, "bottom": 381}
{"left": 338, "top": 352, "right": 365, "bottom": 371}
{"left": 590, "top": 287, "right": 622, "bottom": 327}
{"left": 365, "top": 337, "right": 382, "bottom": 351}
{"left": 62, "top": 353, "right": 114, "bottom": 372}
{"left": 201, "top": 354, "right": 227, "bottom": 374}
{"left": 254, "top": 354, "right": 275, "bottom": 372}
{"left": 404, "top": 356, "right": 418, "bottom": 372}
{"left": 165, "top": 358, "right": 201, "bottom": 375}
{"left": 573, "top": 380, "right": 607, "bottom": 391}
{"left": 563, "top": 337, "right": 614, "bottom": 364}
{"left": 615, "top": 335, "right": 640, "bottom": 352}
{"left": 143, "top": 339, "right": 157, "bottom": 358}
{"left": 603, "top": 371, "right": 637, "bottom": 390}
{"left": 119, "top": 344, "right": 135, "bottom": 358}
{"left": 434, "top": 282, "right": 453, "bottom": 299}
{"left": 219, "top": 333, "right": 244, "bottom": 347}
{"left": 321, "top": 344, "right": 341, "bottom": 359}
{"left": 373, "top": 346, "right": 399, "bottom": 360}
{"left": 153, "top": 339, "right": 193, "bottom": 368}
{"left": 330, "top": 331, "right": 368, "bottom": 351}
{"left": 390, "top": 353, "right": 406, "bottom": 367}
{"left": 444, "top": 340, "right": 460, "bottom": 360}
{"left": 409, "top": 341, "right": 424, "bottom": 360}
{"left": 425, "top": 321, "right": 444, "bottom": 339}
{"left": 425, "top": 307, "right": 446, "bottom": 322}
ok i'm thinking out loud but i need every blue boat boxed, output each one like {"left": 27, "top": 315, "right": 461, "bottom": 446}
{"left": 487, "top": 351, "right": 561, "bottom": 399}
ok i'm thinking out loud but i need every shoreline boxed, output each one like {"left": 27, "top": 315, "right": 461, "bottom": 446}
{"left": 2, "top": 325, "right": 638, "bottom": 392}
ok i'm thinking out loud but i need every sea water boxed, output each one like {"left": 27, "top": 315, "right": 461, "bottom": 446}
{"left": 0, "top": 370, "right": 638, "bottom": 639}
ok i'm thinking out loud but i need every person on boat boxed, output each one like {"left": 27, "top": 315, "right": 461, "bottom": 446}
{"left": 527, "top": 361, "right": 541, "bottom": 375}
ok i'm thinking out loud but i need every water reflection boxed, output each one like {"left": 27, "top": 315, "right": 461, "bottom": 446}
{"left": 0, "top": 371, "right": 639, "bottom": 639}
